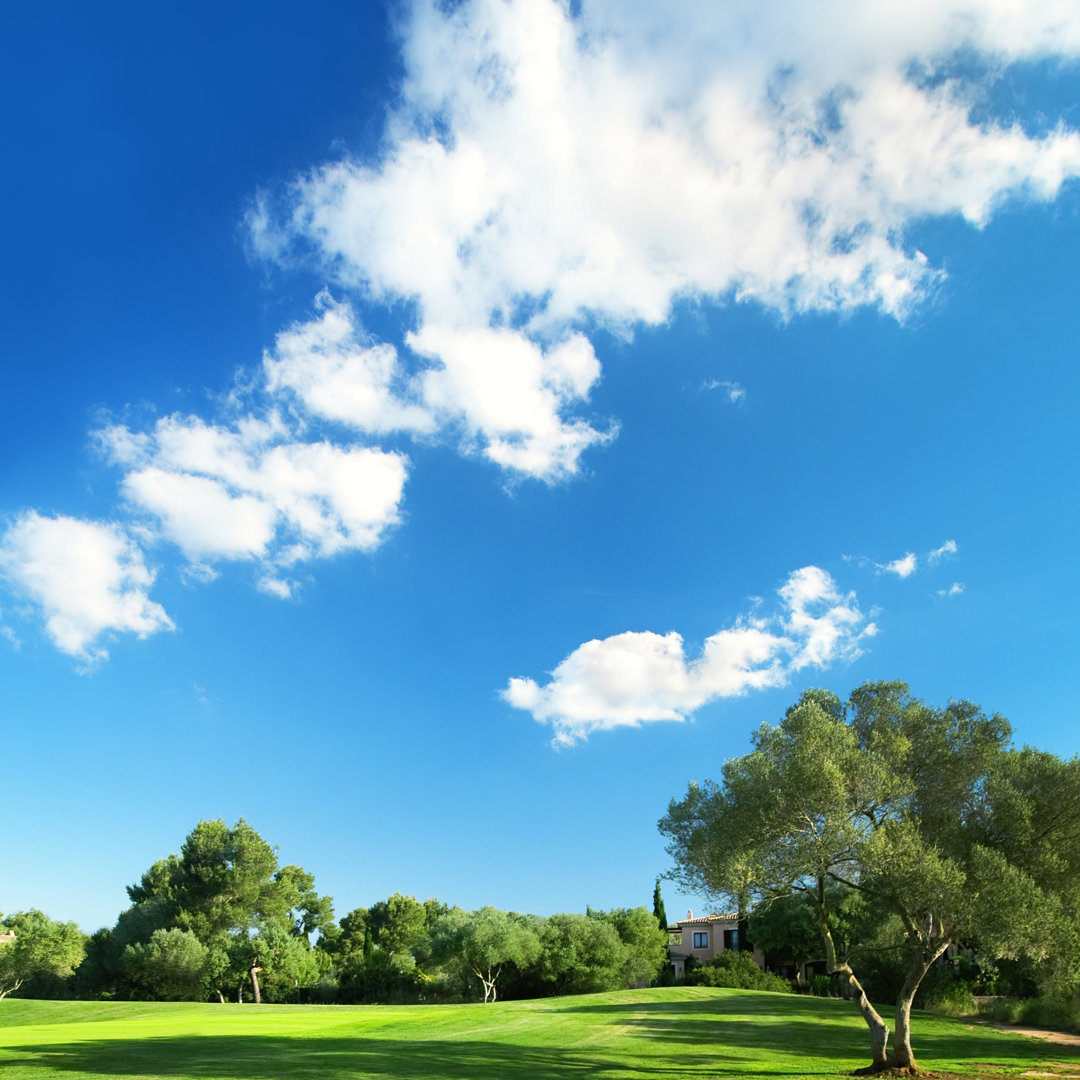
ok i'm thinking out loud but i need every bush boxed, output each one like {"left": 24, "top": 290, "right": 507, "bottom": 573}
{"left": 685, "top": 951, "right": 792, "bottom": 993}
{"left": 972, "top": 994, "right": 1080, "bottom": 1034}
{"left": 1018, "top": 995, "right": 1080, "bottom": 1033}
{"left": 924, "top": 978, "right": 977, "bottom": 1016}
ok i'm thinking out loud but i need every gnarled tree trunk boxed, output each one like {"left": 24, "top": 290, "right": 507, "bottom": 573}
{"left": 892, "top": 944, "right": 950, "bottom": 1073}
{"left": 817, "top": 890, "right": 889, "bottom": 1071}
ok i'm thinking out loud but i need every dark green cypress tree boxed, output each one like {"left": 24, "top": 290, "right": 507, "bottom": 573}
{"left": 652, "top": 878, "right": 667, "bottom": 930}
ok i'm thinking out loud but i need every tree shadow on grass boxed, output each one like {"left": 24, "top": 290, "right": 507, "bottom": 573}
{"left": 0, "top": 1034, "right": 754, "bottom": 1080}
{"left": 555, "top": 996, "right": 1080, "bottom": 1074}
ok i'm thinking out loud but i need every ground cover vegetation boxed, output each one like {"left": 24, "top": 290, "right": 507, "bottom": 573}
{"left": 661, "top": 680, "right": 1080, "bottom": 1073}
{"left": 2, "top": 987, "right": 1077, "bottom": 1080}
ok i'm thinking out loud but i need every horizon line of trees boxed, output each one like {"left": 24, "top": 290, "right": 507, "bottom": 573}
{"left": 3, "top": 818, "right": 673, "bottom": 1005}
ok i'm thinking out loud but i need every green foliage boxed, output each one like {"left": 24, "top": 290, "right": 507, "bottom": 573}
{"left": 367, "top": 893, "right": 429, "bottom": 957}
{"left": 594, "top": 907, "right": 670, "bottom": 988}
{"left": 685, "top": 950, "right": 792, "bottom": 993}
{"left": 0, "top": 911, "right": 86, "bottom": 1000}
{"left": 652, "top": 878, "right": 667, "bottom": 932}
{"left": 659, "top": 680, "right": 1080, "bottom": 1072}
{"left": 429, "top": 906, "right": 542, "bottom": 1002}
{"left": 121, "top": 928, "right": 208, "bottom": 1001}
{"left": 87, "top": 819, "right": 332, "bottom": 1003}
{"left": 537, "top": 912, "right": 625, "bottom": 995}
{"left": 747, "top": 893, "right": 820, "bottom": 971}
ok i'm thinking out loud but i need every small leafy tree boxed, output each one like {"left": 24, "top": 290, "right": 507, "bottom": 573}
{"left": 0, "top": 910, "right": 86, "bottom": 1000}
{"left": 122, "top": 928, "right": 209, "bottom": 1001}
{"left": 429, "top": 906, "right": 541, "bottom": 1003}
{"left": 537, "top": 912, "right": 625, "bottom": 995}
{"left": 597, "top": 907, "right": 670, "bottom": 988}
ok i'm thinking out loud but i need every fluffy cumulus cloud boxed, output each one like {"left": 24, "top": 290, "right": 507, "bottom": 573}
{"left": 503, "top": 565, "right": 874, "bottom": 746}
{"left": 0, "top": 512, "right": 173, "bottom": 665}
{"left": 5, "top": 0, "right": 1075, "bottom": 664}
{"left": 99, "top": 412, "right": 409, "bottom": 589}
{"left": 255, "top": 0, "right": 1080, "bottom": 460}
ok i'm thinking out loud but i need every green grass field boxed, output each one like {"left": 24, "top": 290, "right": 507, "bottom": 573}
{"left": 1, "top": 987, "right": 1076, "bottom": 1080}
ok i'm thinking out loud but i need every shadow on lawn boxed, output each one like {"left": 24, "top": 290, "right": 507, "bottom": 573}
{"left": 2, "top": 1035, "right": 709, "bottom": 1080}
{"left": 556, "top": 995, "right": 1080, "bottom": 1071}
{"left": 7, "top": 998, "right": 1077, "bottom": 1080}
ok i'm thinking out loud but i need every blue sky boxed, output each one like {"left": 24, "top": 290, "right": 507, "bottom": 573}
{"left": 2, "top": 0, "right": 1079, "bottom": 935}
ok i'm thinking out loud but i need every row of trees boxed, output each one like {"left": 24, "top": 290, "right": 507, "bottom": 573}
{"left": 5, "top": 819, "right": 670, "bottom": 1005}
{"left": 661, "top": 680, "right": 1080, "bottom": 1074}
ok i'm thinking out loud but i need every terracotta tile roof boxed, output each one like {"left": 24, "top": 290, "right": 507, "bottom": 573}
{"left": 668, "top": 912, "right": 738, "bottom": 928}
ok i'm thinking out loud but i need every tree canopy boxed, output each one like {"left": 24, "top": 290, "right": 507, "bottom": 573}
{"left": 660, "top": 681, "right": 1077, "bottom": 1074}
{"left": 0, "top": 910, "right": 86, "bottom": 1000}
{"left": 90, "top": 818, "right": 333, "bottom": 1003}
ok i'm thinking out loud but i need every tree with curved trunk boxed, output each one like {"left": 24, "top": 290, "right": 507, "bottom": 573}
{"left": 429, "top": 906, "right": 541, "bottom": 1003}
{"left": 660, "top": 681, "right": 1066, "bottom": 1074}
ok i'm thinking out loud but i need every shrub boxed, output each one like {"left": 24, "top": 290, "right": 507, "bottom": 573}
{"left": 924, "top": 978, "right": 977, "bottom": 1016}
{"left": 1018, "top": 995, "right": 1080, "bottom": 1033}
{"left": 685, "top": 951, "right": 792, "bottom": 993}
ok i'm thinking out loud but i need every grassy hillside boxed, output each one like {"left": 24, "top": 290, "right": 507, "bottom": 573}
{"left": 1, "top": 986, "right": 1074, "bottom": 1079}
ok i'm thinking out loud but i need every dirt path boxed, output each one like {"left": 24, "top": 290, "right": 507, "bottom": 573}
{"left": 984, "top": 1021, "right": 1080, "bottom": 1046}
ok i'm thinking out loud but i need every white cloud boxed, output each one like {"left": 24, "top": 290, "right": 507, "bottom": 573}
{"left": 264, "top": 292, "right": 434, "bottom": 436}
{"left": 254, "top": 0, "right": 1080, "bottom": 457}
{"left": 266, "top": 294, "right": 611, "bottom": 482}
{"left": 883, "top": 552, "right": 918, "bottom": 578}
{"left": 100, "top": 414, "right": 409, "bottom": 571}
{"left": 408, "top": 324, "right": 613, "bottom": 480}
{"left": 121, "top": 467, "right": 277, "bottom": 562}
{"left": 704, "top": 380, "right": 746, "bottom": 404}
{"left": 928, "top": 538, "right": 958, "bottom": 563}
{"left": 0, "top": 512, "right": 173, "bottom": 665}
{"left": 937, "top": 581, "right": 965, "bottom": 597}
{"left": 503, "top": 565, "right": 871, "bottom": 746}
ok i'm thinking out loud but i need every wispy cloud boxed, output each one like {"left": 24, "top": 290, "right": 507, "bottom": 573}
{"left": 937, "top": 582, "right": 965, "bottom": 597}
{"left": 703, "top": 380, "right": 747, "bottom": 404}
{"left": 503, "top": 565, "right": 875, "bottom": 746}
{"left": 928, "top": 539, "right": 958, "bottom": 563}
{"left": 847, "top": 539, "right": 958, "bottom": 581}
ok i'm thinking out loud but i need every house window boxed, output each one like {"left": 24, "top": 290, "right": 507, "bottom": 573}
{"left": 693, "top": 931, "right": 709, "bottom": 948}
{"left": 723, "top": 928, "right": 739, "bottom": 951}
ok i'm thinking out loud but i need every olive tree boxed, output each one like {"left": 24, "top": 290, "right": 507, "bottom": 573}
{"left": 660, "top": 682, "right": 1064, "bottom": 1075}
{"left": 429, "top": 906, "right": 541, "bottom": 1003}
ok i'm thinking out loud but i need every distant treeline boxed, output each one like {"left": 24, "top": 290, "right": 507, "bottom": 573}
{"left": 3, "top": 819, "right": 670, "bottom": 1004}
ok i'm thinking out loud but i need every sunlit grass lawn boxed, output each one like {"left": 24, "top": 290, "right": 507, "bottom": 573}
{"left": 2, "top": 986, "right": 1076, "bottom": 1080}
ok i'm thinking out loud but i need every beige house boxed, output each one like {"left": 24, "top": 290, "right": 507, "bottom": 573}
{"left": 667, "top": 910, "right": 764, "bottom": 978}
{"left": 0, "top": 930, "right": 15, "bottom": 945}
